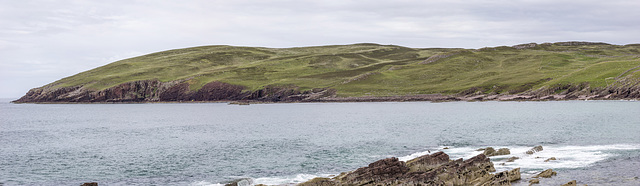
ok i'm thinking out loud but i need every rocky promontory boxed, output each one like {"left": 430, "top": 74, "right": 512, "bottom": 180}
{"left": 299, "top": 151, "right": 521, "bottom": 186}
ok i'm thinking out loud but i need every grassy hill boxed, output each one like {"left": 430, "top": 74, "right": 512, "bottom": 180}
{"left": 36, "top": 42, "right": 640, "bottom": 99}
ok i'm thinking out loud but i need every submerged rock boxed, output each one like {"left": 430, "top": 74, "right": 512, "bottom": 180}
{"left": 544, "top": 157, "right": 557, "bottom": 162}
{"left": 506, "top": 156, "right": 520, "bottom": 162}
{"left": 301, "top": 151, "right": 520, "bottom": 185}
{"left": 526, "top": 145, "right": 543, "bottom": 154}
{"left": 561, "top": 180, "right": 577, "bottom": 186}
{"left": 80, "top": 183, "right": 98, "bottom": 186}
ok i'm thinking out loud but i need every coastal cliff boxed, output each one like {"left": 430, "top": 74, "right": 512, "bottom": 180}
{"left": 14, "top": 42, "right": 640, "bottom": 103}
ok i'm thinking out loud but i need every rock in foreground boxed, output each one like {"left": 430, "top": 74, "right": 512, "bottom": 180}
{"left": 301, "top": 151, "right": 521, "bottom": 185}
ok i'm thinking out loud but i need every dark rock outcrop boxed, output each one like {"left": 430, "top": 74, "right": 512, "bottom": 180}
{"left": 80, "top": 183, "right": 98, "bottom": 186}
{"left": 302, "top": 152, "right": 521, "bottom": 186}
{"left": 13, "top": 76, "right": 640, "bottom": 103}
{"left": 13, "top": 80, "right": 337, "bottom": 103}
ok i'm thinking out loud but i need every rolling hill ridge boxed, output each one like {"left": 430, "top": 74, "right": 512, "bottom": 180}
{"left": 14, "top": 41, "right": 640, "bottom": 103}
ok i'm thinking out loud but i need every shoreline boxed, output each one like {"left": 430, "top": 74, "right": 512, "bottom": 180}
{"left": 10, "top": 94, "right": 639, "bottom": 104}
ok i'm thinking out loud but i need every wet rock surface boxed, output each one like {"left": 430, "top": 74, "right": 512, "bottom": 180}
{"left": 301, "top": 151, "right": 521, "bottom": 186}
{"left": 526, "top": 145, "right": 543, "bottom": 155}
{"left": 483, "top": 147, "right": 511, "bottom": 157}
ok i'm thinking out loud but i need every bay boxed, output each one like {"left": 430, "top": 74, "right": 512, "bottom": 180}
{"left": 1, "top": 99, "right": 639, "bottom": 185}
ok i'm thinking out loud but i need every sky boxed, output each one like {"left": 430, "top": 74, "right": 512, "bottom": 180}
{"left": 1, "top": 0, "right": 639, "bottom": 98}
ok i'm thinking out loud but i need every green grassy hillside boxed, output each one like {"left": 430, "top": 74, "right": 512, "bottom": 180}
{"left": 49, "top": 42, "right": 640, "bottom": 97}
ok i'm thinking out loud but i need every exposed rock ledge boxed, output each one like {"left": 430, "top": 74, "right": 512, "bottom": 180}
{"left": 299, "top": 151, "right": 521, "bottom": 186}
{"left": 13, "top": 80, "right": 336, "bottom": 103}
{"left": 12, "top": 77, "right": 640, "bottom": 103}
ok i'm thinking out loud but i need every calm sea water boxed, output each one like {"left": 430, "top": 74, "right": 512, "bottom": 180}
{"left": 1, "top": 99, "right": 639, "bottom": 185}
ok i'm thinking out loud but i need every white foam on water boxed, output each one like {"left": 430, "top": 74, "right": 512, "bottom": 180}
{"left": 397, "top": 144, "right": 640, "bottom": 175}
{"left": 253, "top": 173, "right": 334, "bottom": 185}
{"left": 398, "top": 146, "right": 482, "bottom": 162}
{"left": 189, "top": 180, "right": 225, "bottom": 186}
{"left": 493, "top": 144, "right": 640, "bottom": 173}
{"left": 398, "top": 149, "right": 433, "bottom": 162}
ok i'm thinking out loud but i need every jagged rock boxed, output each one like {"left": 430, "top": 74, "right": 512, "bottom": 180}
{"left": 81, "top": 183, "right": 98, "bottom": 186}
{"left": 533, "top": 169, "right": 557, "bottom": 178}
{"left": 529, "top": 178, "right": 540, "bottom": 185}
{"left": 493, "top": 167, "right": 521, "bottom": 182}
{"left": 483, "top": 147, "right": 511, "bottom": 156}
{"left": 561, "top": 180, "right": 577, "bottom": 186}
{"left": 506, "top": 156, "right": 520, "bottom": 162}
{"left": 544, "top": 157, "right": 557, "bottom": 162}
{"left": 338, "top": 157, "right": 410, "bottom": 185}
{"left": 405, "top": 151, "right": 450, "bottom": 172}
{"left": 301, "top": 152, "right": 520, "bottom": 186}
{"left": 526, "top": 145, "right": 543, "bottom": 154}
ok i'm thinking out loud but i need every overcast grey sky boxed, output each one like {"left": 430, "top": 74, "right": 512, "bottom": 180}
{"left": 1, "top": 0, "right": 639, "bottom": 98}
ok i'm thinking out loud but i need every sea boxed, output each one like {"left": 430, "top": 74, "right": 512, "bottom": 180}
{"left": 1, "top": 99, "right": 639, "bottom": 186}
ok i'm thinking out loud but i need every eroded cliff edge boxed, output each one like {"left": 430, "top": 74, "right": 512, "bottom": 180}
{"left": 12, "top": 80, "right": 337, "bottom": 103}
{"left": 12, "top": 77, "right": 640, "bottom": 103}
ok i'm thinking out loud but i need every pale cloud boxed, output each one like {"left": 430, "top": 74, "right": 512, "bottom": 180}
{"left": 1, "top": 0, "right": 639, "bottom": 98}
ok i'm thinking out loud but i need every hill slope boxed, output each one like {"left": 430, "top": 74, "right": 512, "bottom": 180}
{"left": 14, "top": 42, "right": 640, "bottom": 103}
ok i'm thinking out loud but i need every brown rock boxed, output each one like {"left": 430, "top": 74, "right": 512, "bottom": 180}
{"left": 81, "top": 183, "right": 98, "bottom": 186}
{"left": 338, "top": 157, "right": 410, "bottom": 185}
{"left": 483, "top": 147, "right": 511, "bottom": 156}
{"left": 483, "top": 147, "right": 496, "bottom": 156}
{"left": 405, "top": 151, "right": 449, "bottom": 172}
{"left": 561, "top": 180, "right": 577, "bottom": 186}
{"left": 529, "top": 178, "right": 540, "bottom": 185}
{"left": 533, "top": 169, "right": 557, "bottom": 178}
{"left": 544, "top": 157, "right": 557, "bottom": 162}
{"left": 526, "top": 145, "right": 544, "bottom": 154}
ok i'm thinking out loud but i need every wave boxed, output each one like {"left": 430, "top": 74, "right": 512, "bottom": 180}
{"left": 399, "top": 144, "right": 640, "bottom": 175}
{"left": 190, "top": 174, "right": 335, "bottom": 186}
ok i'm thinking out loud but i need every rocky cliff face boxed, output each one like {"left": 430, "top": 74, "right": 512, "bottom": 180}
{"left": 13, "top": 80, "right": 336, "bottom": 103}
{"left": 13, "top": 77, "right": 640, "bottom": 103}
